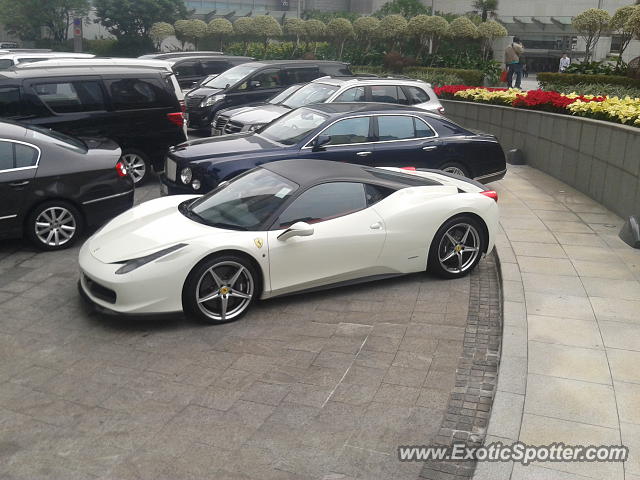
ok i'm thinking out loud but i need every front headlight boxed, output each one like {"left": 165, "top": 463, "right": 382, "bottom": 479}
{"left": 115, "top": 244, "right": 187, "bottom": 275}
{"left": 246, "top": 123, "right": 266, "bottom": 132}
{"left": 180, "top": 167, "right": 192, "bottom": 184}
{"left": 201, "top": 94, "right": 226, "bottom": 107}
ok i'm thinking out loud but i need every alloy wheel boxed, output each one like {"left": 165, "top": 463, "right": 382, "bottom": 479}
{"left": 442, "top": 166, "right": 466, "bottom": 176}
{"left": 195, "top": 261, "right": 254, "bottom": 322}
{"left": 35, "top": 206, "right": 77, "bottom": 247}
{"left": 437, "top": 223, "right": 481, "bottom": 274}
{"left": 121, "top": 153, "right": 147, "bottom": 184}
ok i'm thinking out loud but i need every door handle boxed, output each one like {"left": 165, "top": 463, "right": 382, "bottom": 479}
{"left": 356, "top": 151, "right": 372, "bottom": 157}
{"left": 370, "top": 222, "right": 382, "bottom": 230}
{"left": 422, "top": 146, "right": 438, "bottom": 151}
{"left": 9, "top": 180, "right": 29, "bottom": 188}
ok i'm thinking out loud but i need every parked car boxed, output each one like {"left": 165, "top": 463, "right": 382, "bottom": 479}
{"left": 79, "top": 159, "right": 499, "bottom": 323}
{"left": 162, "top": 103, "right": 506, "bottom": 195}
{"left": 185, "top": 60, "right": 353, "bottom": 134}
{"left": 0, "top": 42, "right": 20, "bottom": 49}
{"left": 0, "top": 121, "right": 133, "bottom": 250}
{"left": 168, "top": 55, "right": 254, "bottom": 90}
{"left": 0, "top": 52, "right": 95, "bottom": 70}
{"left": 139, "top": 51, "right": 223, "bottom": 60}
{"left": 213, "top": 76, "right": 445, "bottom": 135}
{"left": 0, "top": 66, "right": 187, "bottom": 184}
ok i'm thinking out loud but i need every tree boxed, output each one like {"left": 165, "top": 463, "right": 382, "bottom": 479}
{"left": 149, "top": 21, "right": 174, "bottom": 51}
{"left": 233, "top": 17, "right": 254, "bottom": 55}
{"left": 377, "top": 14, "right": 408, "bottom": 52}
{"left": 611, "top": 5, "right": 640, "bottom": 67}
{"left": 0, "top": 0, "right": 90, "bottom": 43}
{"left": 304, "top": 19, "right": 326, "bottom": 55}
{"left": 174, "top": 19, "right": 208, "bottom": 50}
{"left": 284, "top": 18, "right": 307, "bottom": 56}
{"left": 448, "top": 16, "right": 478, "bottom": 39}
{"left": 477, "top": 19, "right": 507, "bottom": 60}
{"left": 407, "top": 14, "right": 448, "bottom": 58}
{"left": 374, "top": 0, "right": 429, "bottom": 19}
{"left": 251, "top": 15, "right": 282, "bottom": 56}
{"left": 627, "top": 7, "right": 640, "bottom": 42}
{"left": 326, "top": 18, "right": 354, "bottom": 60}
{"left": 472, "top": 0, "right": 498, "bottom": 22}
{"left": 572, "top": 8, "right": 610, "bottom": 62}
{"left": 94, "top": 0, "right": 187, "bottom": 38}
{"left": 208, "top": 18, "right": 233, "bottom": 51}
{"left": 353, "top": 16, "right": 380, "bottom": 58}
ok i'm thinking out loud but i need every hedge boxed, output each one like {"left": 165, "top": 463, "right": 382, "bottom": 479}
{"left": 538, "top": 72, "right": 640, "bottom": 89}
{"left": 353, "top": 65, "right": 484, "bottom": 85}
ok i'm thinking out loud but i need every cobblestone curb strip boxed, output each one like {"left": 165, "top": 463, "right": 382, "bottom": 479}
{"left": 420, "top": 253, "right": 503, "bottom": 480}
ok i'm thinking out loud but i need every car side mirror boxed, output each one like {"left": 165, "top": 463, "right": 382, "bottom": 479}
{"left": 312, "top": 135, "right": 331, "bottom": 152}
{"left": 277, "top": 221, "right": 314, "bottom": 241}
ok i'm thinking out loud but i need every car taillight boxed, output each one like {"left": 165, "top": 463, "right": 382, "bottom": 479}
{"left": 481, "top": 190, "right": 498, "bottom": 202}
{"left": 167, "top": 112, "right": 184, "bottom": 127}
{"left": 437, "top": 106, "right": 445, "bottom": 115}
{"left": 401, "top": 166, "right": 416, "bottom": 171}
{"left": 115, "top": 161, "right": 128, "bottom": 178}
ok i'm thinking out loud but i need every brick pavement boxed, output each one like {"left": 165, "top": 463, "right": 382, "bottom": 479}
{"left": 0, "top": 181, "right": 500, "bottom": 480}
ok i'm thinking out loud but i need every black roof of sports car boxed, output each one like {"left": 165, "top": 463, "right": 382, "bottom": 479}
{"left": 262, "top": 159, "right": 440, "bottom": 189}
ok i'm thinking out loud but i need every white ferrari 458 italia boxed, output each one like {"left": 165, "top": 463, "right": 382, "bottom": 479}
{"left": 79, "top": 159, "right": 499, "bottom": 323}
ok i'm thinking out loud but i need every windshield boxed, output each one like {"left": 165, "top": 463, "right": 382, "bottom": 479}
{"left": 25, "top": 125, "right": 87, "bottom": 153}
{"left": 203, "top": 64, "right": 259, "bottom": 89}
{"left": 187, "top": 168, "right": 298, "bottom": 230}
{"left": 282, "top": 83, "right": 339, "bottom": 109}
{"left": 259, "top": 108, "right": 327, "bottom": 146}
{"left": 268, "top": 84, "right": 303, "bottom": 105}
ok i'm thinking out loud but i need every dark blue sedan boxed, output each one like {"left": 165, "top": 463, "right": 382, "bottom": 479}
{"left": 161, "top": 103, "right": 506, "bottom": 195}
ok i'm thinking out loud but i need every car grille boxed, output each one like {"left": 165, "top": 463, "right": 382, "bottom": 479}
{"left": 185, "top": 95, "right": 204, "bottom": 109}
{"left": 214, "top": 115, "right": 229, "bottom": 131}
{"left": 84, "top": 274, "right": 116, "bottom": 304}
{"left": 165, "top": 157, "right": 177, "bottom": 182}
{"left": 224, "top": 120, "right": 243, "bottom": 134}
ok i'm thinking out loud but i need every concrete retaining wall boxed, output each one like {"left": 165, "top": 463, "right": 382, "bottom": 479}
{"left": 442, "top": 99, "right": 640, "bottom": 219}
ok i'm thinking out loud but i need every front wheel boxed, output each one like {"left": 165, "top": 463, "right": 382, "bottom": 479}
{"left": 183, "top": 254, "right": 259, "bottom": 324}
{"left": 428, "top": 215, "right": 486, "bottom": 279}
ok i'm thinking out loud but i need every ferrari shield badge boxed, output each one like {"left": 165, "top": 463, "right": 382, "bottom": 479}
{"left": 254, "top": 238, "right": 264, "bottom": 249}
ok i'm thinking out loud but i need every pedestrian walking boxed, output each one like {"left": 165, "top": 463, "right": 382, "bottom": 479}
{"left": 559, "top": 53, "right": 571, "bottom": 73}
{"left": 504, "top": 37, "right": 525, "bottom": 88}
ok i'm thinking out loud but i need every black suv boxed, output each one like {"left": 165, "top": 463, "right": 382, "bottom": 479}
{"left": 0, "top": 66, "right": 186, "bottom": 184}
{"left": 185, "top": 60, "right": 352, "bottom": 134}
{"left": 168, "top": 55, "right": 254, "bottom": 90}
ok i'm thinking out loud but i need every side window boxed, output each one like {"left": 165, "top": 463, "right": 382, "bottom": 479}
{"left": 173, "top": 61, "right": 199, "bottom": 77}
{"left": 0, "top": 141, "right": 38, "bottom": 170}
{"left": 107, "top": 78, "right": 172, "bottom": 110}
{"left": 377, "top": 115, "right": 416, "bottom": 141}
{"left": 201, "top": 60, "right": 229, "bottom": 75}
{"left": 0, "top": 59, "right": 14, "bottom": 69}
{"left": 365, "top": 184, "right": 395, "bottom": 206}
{"left": 34, "top": 81, "right": 106, "bottom": 114}
{"left": 287, "top": 67, "right": 319, "bottom": 84}
{"left": 249, "top": 69, "right": 283, "bottom": 89}
{"left": 415, "top": 117, "right": 436, "bottom": 138}
{"left": 406, "top": 86, "right": 430, "bottom": 104}
{"left": 322, "top": 117, "right": 371, "bottom": 145}
{"left": 0, "top": 87, "right": 21, "bottom": 117}
{"left": 277, "top": 182, "right": 367, "bottom": 227}
{"left": 334, "top": 87, "right": 365, "bottom": 102}
{"left": 370, "top": 85, "right": 399, "bottom": 103}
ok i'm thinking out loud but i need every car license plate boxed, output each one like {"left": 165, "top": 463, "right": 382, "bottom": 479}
{"left": 212, "top": 128, "right": 222, "bottom": 136}
{"left": 160, "top": 183, "right": 168, "bottom": 196}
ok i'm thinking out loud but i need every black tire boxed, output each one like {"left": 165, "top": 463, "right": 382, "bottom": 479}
{"left": 439, "top": 162, "right": 470, "bottom": 178}
{"left": 428, "top": 215, "right": 486, "bottom": 279}
{"left": 183, "top": 254, "right": 260, "bottom": 324}
{"left": 26, "top": 200, "right": 84, "bottom": 251}
{"left": 120, "top": 149, "right": 150, "bottom": 185}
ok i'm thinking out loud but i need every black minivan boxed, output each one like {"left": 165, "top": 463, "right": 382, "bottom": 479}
{"left": 168, "top": 55, "right": 254, "bottom": 90}
{"left": 0, "top": 66, "right": 187, "bottom": 184}
{"left": 185, "top": 60, "right": 352, "bottom": 134}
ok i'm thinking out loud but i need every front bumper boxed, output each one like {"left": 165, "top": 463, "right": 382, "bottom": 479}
{"left": 187, "top": 108, "right": 212, "bottom": 128}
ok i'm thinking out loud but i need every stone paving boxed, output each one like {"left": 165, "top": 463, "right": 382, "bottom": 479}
{"left": 475, "top": 166, "right": 640, "bottom": 480}
{"left": 0, "top": 181, "right": 493, "bottom": 480}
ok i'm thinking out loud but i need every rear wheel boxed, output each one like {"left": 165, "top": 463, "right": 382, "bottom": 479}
{"left": 439, "top": 162, "right": 469, "bottom": 178}
{"left": 183, "top": 254, "right": 259, "bottom": 324}
{"left": 428, "top": 215, "right": 485, "bottom": 279}
{"left": 120, "top": 150, "right": 149, "bottom": 185}
{"left": 26, "top": 201, "right": 84, "bottom": 251}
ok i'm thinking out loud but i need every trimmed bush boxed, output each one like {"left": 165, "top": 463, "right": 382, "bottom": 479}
{"left": 538, "top": 72, "right": 640, "bottom": 89}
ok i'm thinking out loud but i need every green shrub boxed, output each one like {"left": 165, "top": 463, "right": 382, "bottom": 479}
{"left": 538, "top": 72, "right": 640, "bottom": 89}
{"left": 353, "top": 65, "right": 466, "bottom": 86}
{"left": 405, "top": 66, "right": 483, "bottom": 85}
{"left": 539, "top": 82, "right": 640, "bottom": 98}
{"left": 564, "top": 60, "right": 627, "bottom": 76}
